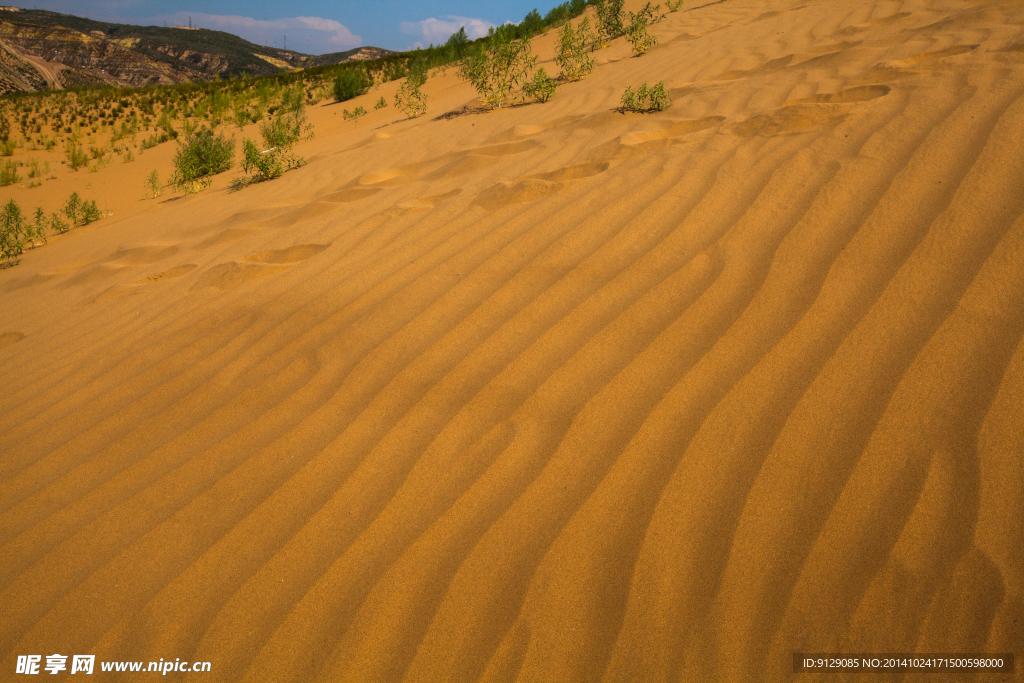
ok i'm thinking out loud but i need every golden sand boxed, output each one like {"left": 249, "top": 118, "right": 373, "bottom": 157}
{"left": 2, "top": 0, "right": 1023, "bottom": 680}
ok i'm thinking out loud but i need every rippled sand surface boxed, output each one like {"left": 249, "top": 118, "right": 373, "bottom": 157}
{"left": 2, "top": 0, "right": 1023, "bottom": 680}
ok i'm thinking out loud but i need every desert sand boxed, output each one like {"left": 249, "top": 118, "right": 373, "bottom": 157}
{"left": 2, "top": 0, "right": 1023, "bottom": 680}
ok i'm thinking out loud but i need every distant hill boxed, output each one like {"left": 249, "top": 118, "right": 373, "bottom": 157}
{"left": 0, "top": 6, "right": 393, "bottom": 94}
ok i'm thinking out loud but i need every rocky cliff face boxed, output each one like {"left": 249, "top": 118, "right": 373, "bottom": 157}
{"left": 0, "top": 20, "right": 206, "bottom": 90}
{"left": 0, "top": 8, "right": 394, "bottom": 94}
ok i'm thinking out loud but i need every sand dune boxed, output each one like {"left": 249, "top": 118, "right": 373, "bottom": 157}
{"left": 2, "top": 0, "right": 1023, "bottom": 680}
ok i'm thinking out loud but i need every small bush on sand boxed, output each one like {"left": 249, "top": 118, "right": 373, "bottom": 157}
{"left": 626, "top": 3, "right": 660, "bottom": 55}
{"left": 261, "top": 84, "right": 313, "bottom": 147}
{"left": 62, "top": 192, "right": 102, "bottom": 228}
{"left": 523, "top": 67, "right": 557, "bottom": 102}
{"left": 620, "top": 81, "right": 672, "bottom": 112}
{"left": 459, "top": 35, "right": 536, "bottom": 109}
{"left": 65, "top": 141, "right": 87, "bottom": 170}
{"left": 2, "top": 199, "right": 27, "bottom": 265}
{"left": 595, "top": 0, "right": 627, "bottom": 44}
{"left": 666, "top": 0, "right": 684, "bottom": 11}
{"left": 31, "top": 207, "right": 48, "bottom": 246}
{"left": 1, "top": 159, "right": 20, "bottom": 186}
{"left": 146, "top": 170, "right": 162, "bottom": 198}
{"left": 170, "top": 126, "right": 234, "bottom": 194}
{"left": 238, "top": 138, "right": 303, "bottom": 186}
{"left": 556, "top": 17, "right": 596, "bottom": 81}
{"left": 395, "top": 59, "right": 429, "bottom": 119}
{"left": 49, "top": 212, "right": 68, "bottom": 234}
{"left": 333, "top": 68, "right": 372, "bottom": 103}
{"left": 374, "top": 96, "right": 388, "bottom": 110}
{"left": 343, "top": 106, "right": 367, "bottom": 123}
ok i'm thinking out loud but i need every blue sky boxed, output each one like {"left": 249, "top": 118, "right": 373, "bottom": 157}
{"left": 14, "top": 0, "right": 560, "bottom": 54}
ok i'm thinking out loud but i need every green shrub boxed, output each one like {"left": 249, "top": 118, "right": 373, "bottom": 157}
{"left": 556, "top": 17, "right": 596, "bottom": 81}
{"left": 523, "top": 67, "right": 557, "bottom": 102}
{"left": 65, "top": 140, "right": 87, "bottom": 169}
{"left": 333, "top": 68, "right": 372, "bottom": 102}
{"left": 620, "top": 81, "right": 672, "bottom": 112}
{"left": 374, "top": 96, "right": 387, "bottom": 110}
{"left": 666, "top": 0, "right": 684, "bottom": 11}
{"left": 238, "top": 137, "right": 303, "bottom": 185}
{"left": 343, "top": 106, "right": 367, "bottom": 122}
{"left": 240, "top": 138, "right": 282, "bottom": 182}
{"left": 459, "top": 35, "right": 536, "bottom": 109}
{"left": 233, "top": 106, "right": 250, "bottom": 129}
{"left": 626, "top": 3, "right": 660, "bottom": 55}
{"left": 30, "top": 207, "right": 48, "bottom": 245}
{"left": 260, "top": 85, "right": 312, "bottom": 148}
{"left": 381, "top": 60, "right": 409, "bottom": 83}
{"left": 1, "top": 159, "right": 20, "bottom": 186}
{"left": 1, "top": 199, "right": 27, "bottom": 264}
{"left": 140, "top": 131, "right": 170, "bottom": 150}
{"left": 62, "top": 192, "right": 102, "bottom": 228}
{"left": 170, "top": 126, "right": 234, "bottom": 194}
{"left": 595, "top": 0, "right": 627, "bottom": 44}
{"left": 0, "top": 139, "right": 15, "bottom": 156}
{"left": 50, "top": 211, "right": 68, "bottom": 234}
{"left": 145, "top": 170, "right": 162, "bottom": 198}
{"left": 260, "top": 110, "right": 309, "bottom": 147}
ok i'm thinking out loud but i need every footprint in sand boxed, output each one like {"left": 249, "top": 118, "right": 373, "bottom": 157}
{"left": 422, "top": 155, "right": 501, "bottom": 181}
{"left": 346, "top": 129, "right": 404, "bottom": 151}
{"left": 103, "top": 245, "right": 180, "bottom": 265}
{"left": 191, "top": 244, "right": 330, "bottom": 291}
{"left": 475, "top": 179, "right": 560, "bottom": 210}
{"left": 833, "top": 12, "right": 912, "bottom": 36}
{"left": 730, "top": 105, "right": 849, "bottom": 137}
{"left": 850, "top": 64, "right": 918, "bottom": 85}
{"left": 579, "top": 117, "right": 723, "bottom": 164}
{"left": 488, "top": 116, "right": 583, "bottom": 143}
{"left": 520, "top": 161, "right": 610, "bottom": 183}
{"left": 194, "top": 228, "right": 255, "bottom": 249}
{"left": 0, "top": 331, "right": 25, "bottom": 348}
{"left": 398, "top": 189, "right": 462, "bottom": 211}
{"left": 319, "top": 187, "right": 383, "bottom": 203}
{"left": 244, "top": 244, "right": 329, "bottom": 264}
{"left": 618, "top": 116, "right": 725, "bottom": 145}
{"left": 467, "top": 140, "right": 539, "bottom": 157}
{"left": 93, "top": 264, "right": 199, "bottom": 302}
{"left": 1, "top": 272, "right": 56, "bottom": 292}
{"left": 711, "top": 55, "right": 794, "bottom": 81}
{"left": 146, "top": 264, "right": 198, "bottom": 282}
{"left": 59, "top": 245, "right": 181, "bottom": 289}
{"left": 786, "top": 84, "right": 891, "bottom": 105}
{"left": 475, "top": 162, "right": 610, "bottom": 210}
{"left": 190, "top": 262, "right": 293, "bottom": 291}
{"left": 59, "top": 264, "right": 130, "bottom": 288}
{"left": 903, "top": 44, "right": 978, "bottom": 65}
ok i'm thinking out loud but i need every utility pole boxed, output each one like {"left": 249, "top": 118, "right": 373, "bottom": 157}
{"left": 284, "top": 35, "right": 286, "bottom": 50}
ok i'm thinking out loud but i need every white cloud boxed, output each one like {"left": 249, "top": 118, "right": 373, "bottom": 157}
{"left": 399, "top": 15, "right": 494, "bottom": 48}
{"left": 139, "top": 12, "right": 361, "bottom": 55}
